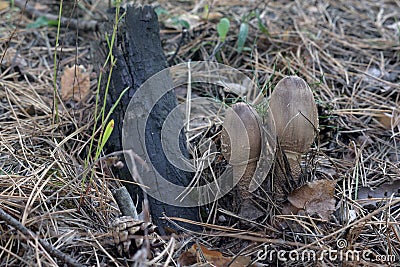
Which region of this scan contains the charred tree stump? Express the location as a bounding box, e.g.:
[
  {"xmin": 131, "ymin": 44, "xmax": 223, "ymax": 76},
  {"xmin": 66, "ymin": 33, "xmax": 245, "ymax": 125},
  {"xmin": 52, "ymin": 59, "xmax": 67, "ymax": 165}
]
[{"xmin": 93, "ymin": 5, "xmax": 200, "ymax": 234}]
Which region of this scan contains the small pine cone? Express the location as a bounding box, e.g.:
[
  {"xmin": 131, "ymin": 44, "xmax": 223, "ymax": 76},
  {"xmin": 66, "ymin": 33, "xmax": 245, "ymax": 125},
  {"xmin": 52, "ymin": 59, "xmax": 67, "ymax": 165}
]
[{"xmin": 111, "ymin": 216, "xmax": 157, "ymax": 258}]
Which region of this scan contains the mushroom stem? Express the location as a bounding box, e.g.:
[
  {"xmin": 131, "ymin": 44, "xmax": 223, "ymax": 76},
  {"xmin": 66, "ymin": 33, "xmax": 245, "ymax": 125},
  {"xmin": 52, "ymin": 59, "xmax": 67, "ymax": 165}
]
[
  {"xmin": 231, "ymin": 157, "xmax": 259, "ymax": 199},
  {"xmin": 274, "ymin": 150, "xmax": 301, "ymax": 198}
]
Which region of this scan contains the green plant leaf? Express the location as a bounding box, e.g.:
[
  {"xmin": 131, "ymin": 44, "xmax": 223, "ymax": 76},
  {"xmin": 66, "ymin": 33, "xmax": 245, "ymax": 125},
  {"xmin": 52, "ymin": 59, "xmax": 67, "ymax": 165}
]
[
  {"xmin": 217, "ymin": 18, "xmax": 230, "ymax": 42},
  {"xmin": 178, "ymin": 19, "xmax": 190, "ymax": 29},
  {"xmin": 171, "ymin": 16, "xmax": 190, "ymax": 29},
  {"xmin": 27, "ymin": 16, "xmax": 50, "ymax": 29},
  {"xmin": 154, "ymin": 6, "xmax": 169, "ymax": 16},
  {"xmin": 256, "ymin": 10, "xmax": 269, "ymax": 36},
  {"xmin": 47, "ymin": 20, "xmax": 59, "ymax": 27},
  {"xmin": 202, "ymin": 4, "xmax": 209, "ymax": 20},
  {"xmin": 236, "ymin": 22, "xmax": 249, "ymax": 53},
  {"xmin": 99, "ymin": 119, "xmax": 114, "ymax": 154}
]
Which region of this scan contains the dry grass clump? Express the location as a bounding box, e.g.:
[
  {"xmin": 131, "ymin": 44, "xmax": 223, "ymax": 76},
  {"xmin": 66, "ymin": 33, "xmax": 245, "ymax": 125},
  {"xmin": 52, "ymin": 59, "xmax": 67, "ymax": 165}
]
[
  {"xmin": 0, "ymin": 0, "xmax": 399, "ymax": 266},
  {"xmin": 0, "ymin": 2, "xmax": 124, "ymax": 266}
]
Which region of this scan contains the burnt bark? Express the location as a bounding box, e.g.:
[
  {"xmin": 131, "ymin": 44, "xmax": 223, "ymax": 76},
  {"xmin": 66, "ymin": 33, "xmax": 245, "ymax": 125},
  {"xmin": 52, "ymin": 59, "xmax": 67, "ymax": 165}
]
[{"xmin": 93, "ymin": 5, "xmax": 200, "ymax": 234}]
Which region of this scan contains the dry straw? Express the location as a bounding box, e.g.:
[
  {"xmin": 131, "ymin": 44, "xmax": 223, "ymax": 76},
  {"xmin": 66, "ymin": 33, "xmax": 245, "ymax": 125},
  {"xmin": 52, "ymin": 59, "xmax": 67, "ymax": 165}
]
[{"xmin": 1, "ymin": 0, "xmax": 399, "ymax": 265}]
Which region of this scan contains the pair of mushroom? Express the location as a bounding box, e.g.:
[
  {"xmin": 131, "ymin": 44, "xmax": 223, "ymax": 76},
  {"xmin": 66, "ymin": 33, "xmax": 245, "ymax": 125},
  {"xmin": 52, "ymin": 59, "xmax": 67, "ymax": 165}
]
[{"xmin": 221, "ymin": 76, "xmax": 319, "ymax": 216}]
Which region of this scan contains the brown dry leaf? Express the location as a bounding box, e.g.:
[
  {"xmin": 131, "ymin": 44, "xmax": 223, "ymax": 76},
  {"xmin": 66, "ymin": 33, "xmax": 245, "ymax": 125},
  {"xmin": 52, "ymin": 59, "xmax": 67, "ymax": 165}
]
[
  {"xmin": 203, "ymin": 12, "xmax": 223, "ymax": 22},
  {"xmin": 33, "ymin": 2, "xmax": 48, "ymax": 11},
  {"xmin": 1, "ymin": 47, "xmax": 28, "ymax": 67},
  {"xmin": 281, "ymin": 201, "xmax": 301, "ymax": 215},
  {"xmin": 231, "ymin": 255, "xmax": 253, "ymax": 267},
  {"xmin": 193, "ymin": 244, "xmax": 230, "ymax": 267},
  {"xmin": 0, "ymin": 1, "xmax": 8, "ymax": 11},
  {"xmin": 287, "ymin": 179, "xmax": 337, "ymax": 220},
  {"xmin": 60, "ymin": 65, "xmax": 91, "ymax": 102},
  {"xmin": 178, "ymin": 244, "xmax": 252, "ymax": 267},
  {"xmin": 376, "ymin": 110, "xmax": 400, "ymax": 130},
  {"xmin": 178, "ymin": 250, "xmax": 197, "ymax": 266},
  {"xmin": 358, "ymin": 180, "xmax": 400, "ymax": 199},
  {"xmin": 218, "ymin": 79, "xmax": 251, "ymax": 97},
  {"xmin": 377, "ymin": 113, "xmax": 392, "ymax": 129}
]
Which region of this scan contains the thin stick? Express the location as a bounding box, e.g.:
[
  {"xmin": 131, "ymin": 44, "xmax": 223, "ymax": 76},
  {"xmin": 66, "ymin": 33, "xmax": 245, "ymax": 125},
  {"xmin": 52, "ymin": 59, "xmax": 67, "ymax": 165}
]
[
  {"xmin": 295, "ymin": 198, "xmax": 400, "ymax": 252},
  {"xmin": 0, "ymin": 208, "xmax": 84, "ymax": 267}
]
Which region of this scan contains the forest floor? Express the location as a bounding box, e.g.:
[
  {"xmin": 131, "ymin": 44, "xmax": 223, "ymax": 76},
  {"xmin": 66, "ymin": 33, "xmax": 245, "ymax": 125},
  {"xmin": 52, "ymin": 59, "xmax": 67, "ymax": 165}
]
[{"xmin": 0, "ymin": 0, "xmax": 399, "ymax": 266}]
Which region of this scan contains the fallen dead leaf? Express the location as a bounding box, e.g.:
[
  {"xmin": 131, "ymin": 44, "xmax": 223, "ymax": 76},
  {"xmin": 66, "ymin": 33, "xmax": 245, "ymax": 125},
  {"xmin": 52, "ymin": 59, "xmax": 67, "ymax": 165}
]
[
  {"xmin": 0, "ymin": 1, "xmax": 8, "ymax": 11},
  {"xmin": 178, "ymin": 250, "xmax": 197, "ymax": 266},
  {"xmin": 1, "ymin": 47, "xmax": 28, "ymax": 67},
  {"xmin": 218, "ymin": 79, "xmax": 251, "ymax": 97},
  {"xmin": 376, "ymin": 110, "xmax": 400, "ymax": 130},
  {"xmin": 178, "ymin": 244, "xmax": 253, "ymax": 267},
  {"xmin": 287, "ymin": 179, "xmax": 337, "ymax": 220},
  {"xmin": 357, "ymin": 180, "xmax": 400, "ymax": 208},
  {"xmin": 203, "ymin": 12, "xmax": 223, "ymax": 22},
  {"xmin": 60, "ymin": 65, "xmax": 91, "ymax": 102},
  {"xmin": 281, "ymin": 200, "xmax": 301, "ymax": 215},
  {"xmin": 33, "ymin": 2, "xmax": 48, "ymax": 11},
  {"xmin": 377, "ymin": 113, "xmax": 392, "ymax": 129},
  {"xmin": 358, "ymin": 180, "xmax": 400, "ymax": 199}
]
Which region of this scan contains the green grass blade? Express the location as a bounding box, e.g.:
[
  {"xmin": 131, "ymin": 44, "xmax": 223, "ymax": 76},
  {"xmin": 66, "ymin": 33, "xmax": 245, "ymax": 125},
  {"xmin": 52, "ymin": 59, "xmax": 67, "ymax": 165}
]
[{"xmin": 236, "ymin": 22, "xmax": 249, "ymax": 53}]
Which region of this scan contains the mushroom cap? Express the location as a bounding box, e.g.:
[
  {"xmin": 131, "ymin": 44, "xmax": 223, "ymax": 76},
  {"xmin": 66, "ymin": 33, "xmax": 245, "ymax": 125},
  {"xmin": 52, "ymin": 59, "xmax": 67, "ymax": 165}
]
[
  {"xmin": 269, "ymin": 76, "xmax": 318, "ymax": 154},
  {"xmin": 221, "ymin": 102, "xmax": 262, "ymax": 165}
]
